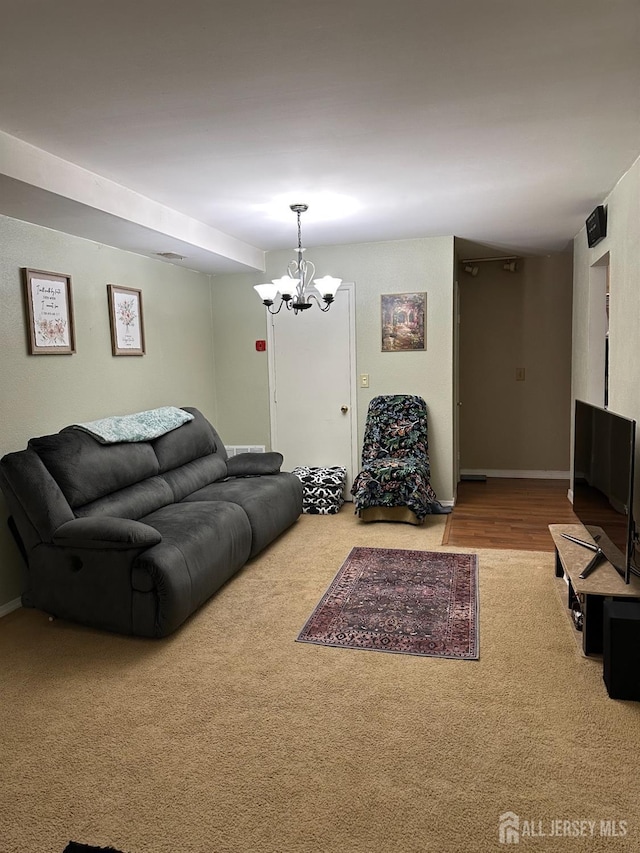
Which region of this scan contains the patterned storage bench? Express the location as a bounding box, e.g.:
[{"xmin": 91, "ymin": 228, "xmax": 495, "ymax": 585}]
[{"xmin": 291, "ymin": 466, "xmax": 347, "ymax": 515}]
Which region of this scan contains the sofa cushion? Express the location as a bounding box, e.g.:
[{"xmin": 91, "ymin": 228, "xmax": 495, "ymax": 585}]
[
  {"xmin": 29, "ymin": 430, "xmax": 159, "ymax": 508},
  {"xmin": 182, "ymin": 473, "xmax": 303, "ymax": 558},
  {"xmin": 152, "ymin": 407, "xmax": 227, "ymax": 473},
  {"xmin": 133, "ymin": 501, "xmax": 252, "ymax": 636}
]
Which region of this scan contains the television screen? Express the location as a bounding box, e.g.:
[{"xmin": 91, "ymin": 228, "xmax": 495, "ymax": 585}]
[{"xmin": 573, "ymin": 400, "xmax": 636, "ymax": 582}]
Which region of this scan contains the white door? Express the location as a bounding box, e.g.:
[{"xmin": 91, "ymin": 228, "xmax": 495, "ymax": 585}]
[{"xmin": 267, "ymin": 282, "xmax": 358, "ymax": 495}]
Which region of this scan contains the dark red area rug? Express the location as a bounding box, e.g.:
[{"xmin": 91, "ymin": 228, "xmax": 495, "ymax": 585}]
[{"xmin": 297, "ymin": 547, "xmax": 479, "ymax": 659}]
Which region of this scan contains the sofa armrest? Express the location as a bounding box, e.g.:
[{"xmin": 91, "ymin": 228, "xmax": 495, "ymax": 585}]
[
  {"xmin": 226, "ymin": 452, "xmax": 283, "ymax": 478},
  {"xmin": 52, "ymin": 517, "xmax": 162, "ymax": 550}
]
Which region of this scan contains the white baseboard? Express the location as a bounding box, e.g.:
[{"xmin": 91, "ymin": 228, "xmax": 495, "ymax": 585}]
[
  {"xmin": 0, "ymin": 597, "xmax": 21, "ymax": 618},
  {"xmin": 460, "ymin": 469, "xmax": 570, "ymax": 480}
]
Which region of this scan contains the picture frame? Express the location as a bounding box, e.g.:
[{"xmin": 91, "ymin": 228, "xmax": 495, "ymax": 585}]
[
  {"xmin": 22, "ymin": 268, "xmax": 76, "ymax": 355},
  {"xmin": 381, "ymin": 292, "xmax": 426, "ymax": 352},
  {"xmin": 107, "ymin": 284, "xmax": 145, "ymax": 356}
]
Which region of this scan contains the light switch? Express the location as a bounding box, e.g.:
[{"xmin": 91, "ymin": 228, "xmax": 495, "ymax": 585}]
[
  {"xmin": 516, "ymin": 368, "xmax": 525, "ymax": 381},
  {"xmin": 360, "ymin": 373, "xmax": 369, "ymax": 388}
]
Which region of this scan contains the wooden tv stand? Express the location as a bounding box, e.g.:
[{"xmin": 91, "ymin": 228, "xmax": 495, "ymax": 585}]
[{"xmin": 549, "ymin": 524, "xmax": 640, "ymax": 655}]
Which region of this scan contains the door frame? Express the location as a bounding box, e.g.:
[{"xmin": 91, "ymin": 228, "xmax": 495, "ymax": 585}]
[{"xmin": 265, "ymin": 281, "xmax": 359, "ymax": 493}]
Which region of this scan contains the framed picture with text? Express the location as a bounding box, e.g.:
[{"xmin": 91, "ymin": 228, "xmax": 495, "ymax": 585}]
[
  {"xmin": 22, "ymin": 268, "xmax": 76, "ymax": 355},
  {"xmin": 107, "ymin": 284, "xmax": 146, "ymax": 356}
]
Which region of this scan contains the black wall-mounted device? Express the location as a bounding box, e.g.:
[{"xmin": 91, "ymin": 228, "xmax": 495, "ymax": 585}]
[{"xmin": 586, "ymin": 205, "xmax": 607, "ymax": 248}]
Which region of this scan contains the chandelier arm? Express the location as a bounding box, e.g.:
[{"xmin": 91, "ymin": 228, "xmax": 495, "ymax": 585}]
[
  {"xmin": 305, "ymin": 292, "xmax": 330, "ymax": 311},
  {"xmin": 265, "ymin": 300, "xmax": 286, "ymax": 314}
]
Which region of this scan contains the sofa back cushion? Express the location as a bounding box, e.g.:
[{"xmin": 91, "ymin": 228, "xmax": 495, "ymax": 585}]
[
  {"xmin": 162, "ymin": 455, "xmax": 228, "ymax": 502},
  {"xmin": 74, "ymin": 476, "xmax": 174, "ymax": 520},
  {"xmin": 152, "ymin": 407, "xmax": 227, "ymax": 472},
  {"xmin": 29, "ymin": 430, "xmax": 159, "ymax": 508},
  {"xmin": 25, "ymin": 407, "xmax": 228, "ymax": 519}
]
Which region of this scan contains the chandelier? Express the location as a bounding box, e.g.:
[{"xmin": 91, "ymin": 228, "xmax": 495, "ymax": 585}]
[{"xmin": 253, "ymin": 204, "xmax": 342, "ymax": 314}]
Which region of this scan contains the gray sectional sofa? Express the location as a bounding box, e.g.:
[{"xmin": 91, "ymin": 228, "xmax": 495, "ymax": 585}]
[{"xmin": 0, "ymin": 408, "xmax": 303, "ymax": 637}]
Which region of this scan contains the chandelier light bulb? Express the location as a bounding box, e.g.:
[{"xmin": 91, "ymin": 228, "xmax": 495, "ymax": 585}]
[
  {"xmin": 314, "ymin": 276, "xmax": 342, "ymax": 299},
  {"xmin": 253, "ymin": 283, "xmax": 279, "ymax": 302},
  {"xmin": 271, "ymin": 276, "xmax": 295, "ymax": 298}
]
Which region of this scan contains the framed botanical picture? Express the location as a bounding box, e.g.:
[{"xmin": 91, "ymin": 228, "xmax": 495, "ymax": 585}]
[
  {"xmin": 22, "ymin": 268, "xmax": 76, "ymax": 355},
  {"xmin": 381, "ymin": 292, "xmax": 426, "ymax": 352},
  {"xmin": 107, "ymin": 284, "xmax": 145, "ymax": 356}
]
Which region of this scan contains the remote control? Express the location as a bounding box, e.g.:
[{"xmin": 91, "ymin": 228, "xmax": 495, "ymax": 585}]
[{"xmin": 561, "ymin": 532, "xmax": 599, "ymax": 552}]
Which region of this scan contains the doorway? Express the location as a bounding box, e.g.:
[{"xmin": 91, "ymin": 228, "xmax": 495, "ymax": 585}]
[
  {"xmin": 266, "ymin": 282, "xmax": 358, "ymax": 494},
  {"xmin": 455, "ymin": 245, "xmax": 573, "ymax": 479}
]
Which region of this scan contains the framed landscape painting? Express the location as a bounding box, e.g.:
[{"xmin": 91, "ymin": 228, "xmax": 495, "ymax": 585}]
[
  {"xmin": 107, "ymin": 284, "xmax": 145, "ymax": 356},
  {"xmin": 22, "ymin": 268, "xmax": 76, "ymax": 355},
  {"xmin": 381, "ymin": 292, "xmax": 426, "ymax": 352}
]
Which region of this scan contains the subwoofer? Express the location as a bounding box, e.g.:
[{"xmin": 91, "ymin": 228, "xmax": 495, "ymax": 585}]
[{"xmin": 603, "ymin": 599, "xmax": 640, "ymax": 701}]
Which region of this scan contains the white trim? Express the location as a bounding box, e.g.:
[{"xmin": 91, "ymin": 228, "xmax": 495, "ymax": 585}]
[
  {"xmin": 460, "ymin": 469, "xmax": 571, "ymax": 480},
  {"xmin": 0, "ymin": 597, "xmax": 21, "ymax": 618},
  {"xmin": 267, "ymin": 312, "xmax": 276, "ymax": 447},
  {"xmin": 346, "ymin": 283, "xmax": 359, "ymax": 491}
]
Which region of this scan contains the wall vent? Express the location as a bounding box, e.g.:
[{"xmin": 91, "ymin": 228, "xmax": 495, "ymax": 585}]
[{"xmin": 225, "ymin": 445, "xmax": 266, "ymax": 456}]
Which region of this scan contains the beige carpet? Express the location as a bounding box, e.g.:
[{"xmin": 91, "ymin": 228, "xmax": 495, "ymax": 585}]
[{"xmin": 1, "ymin": 508, "xmax": 639, "ymax": 853}]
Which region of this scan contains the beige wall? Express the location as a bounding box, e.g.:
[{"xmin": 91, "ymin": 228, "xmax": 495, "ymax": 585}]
[
  {"xmin": 212, "ymin": 237, "xmax": 456, "ymax": 501},
  {"xmin": 572, "ymin": 154, "xmax": 640, "ymax": 508},
  {"xmin": 0, "ymin": 214, "xmax": 217, "ymax": 607},
  {"xmin": 211, "ymin": 271, "xmax": 273, "ymax": 445},
  {"xmin": 458, "ymin": 251, "xmax": 573, "ymax": 473}
]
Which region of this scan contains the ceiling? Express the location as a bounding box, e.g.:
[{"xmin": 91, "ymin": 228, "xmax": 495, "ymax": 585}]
[{"xmin": 1, "ymin": 0, "xmax": 639, "ymax": 274}]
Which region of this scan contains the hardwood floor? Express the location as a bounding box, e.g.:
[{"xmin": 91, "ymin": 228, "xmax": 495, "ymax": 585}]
[{"xmin": 442, "ymin": 477, "xmax": 578, "ymax": 551}]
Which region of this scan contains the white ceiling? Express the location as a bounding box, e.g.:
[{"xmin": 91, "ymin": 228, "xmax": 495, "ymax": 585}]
[{"xmin": 1, "ymin": 0, "xmax": 639, "ymax": 273}]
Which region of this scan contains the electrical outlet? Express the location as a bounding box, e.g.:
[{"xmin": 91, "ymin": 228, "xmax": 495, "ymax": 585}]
[{"xmin": 360, "ymin": 373, "xmax": 369, "ymax": 388}]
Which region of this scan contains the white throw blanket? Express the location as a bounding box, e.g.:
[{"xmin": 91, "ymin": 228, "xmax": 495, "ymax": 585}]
[{"xmin": 72, "ymin": 406, "xmax": 194, "ymax": 444}]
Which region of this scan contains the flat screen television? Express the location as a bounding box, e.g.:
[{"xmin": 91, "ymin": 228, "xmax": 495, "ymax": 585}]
[{"xmin": 572, "ymin": 399, "xmax": 637, "ymax": 583}]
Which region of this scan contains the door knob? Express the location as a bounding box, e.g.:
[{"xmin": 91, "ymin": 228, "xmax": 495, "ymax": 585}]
[{"xmin": 341, "ymin": 405, "xmax": 349, "ymax": 414}]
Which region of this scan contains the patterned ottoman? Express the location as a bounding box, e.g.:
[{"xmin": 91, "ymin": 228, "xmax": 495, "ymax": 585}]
[{"xmin": 291, "ymin": 466, "xmax": 347, "ymax": 515}]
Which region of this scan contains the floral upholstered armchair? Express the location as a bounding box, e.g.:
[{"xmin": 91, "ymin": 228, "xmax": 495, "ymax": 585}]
[{"xmin": 350, "ymin": 394, "xmax": 450, "ymax": 524}]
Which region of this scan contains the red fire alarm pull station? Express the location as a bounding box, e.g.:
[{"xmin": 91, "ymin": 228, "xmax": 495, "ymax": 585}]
[{"xmin": 256, "ymin": 340, "xmax": 266, "ymax": 352}]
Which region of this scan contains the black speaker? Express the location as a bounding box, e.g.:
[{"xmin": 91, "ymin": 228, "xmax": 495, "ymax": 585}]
[
  {"xmin": 586, "ymin": 205, "xmax": 607, "ymax": 248},
  {"xmin": 603, "ymin": 599, "xmax": 640, "ymax": 700}
]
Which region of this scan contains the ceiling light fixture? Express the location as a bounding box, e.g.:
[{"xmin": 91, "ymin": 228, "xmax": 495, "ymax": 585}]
[
  {"xmin": 461, "ymin": 255, "xmax": 520, "ymax": 274},
  {"xmin": 254, "ymin": 204, "xmax": 342, "ymax": 314}
]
